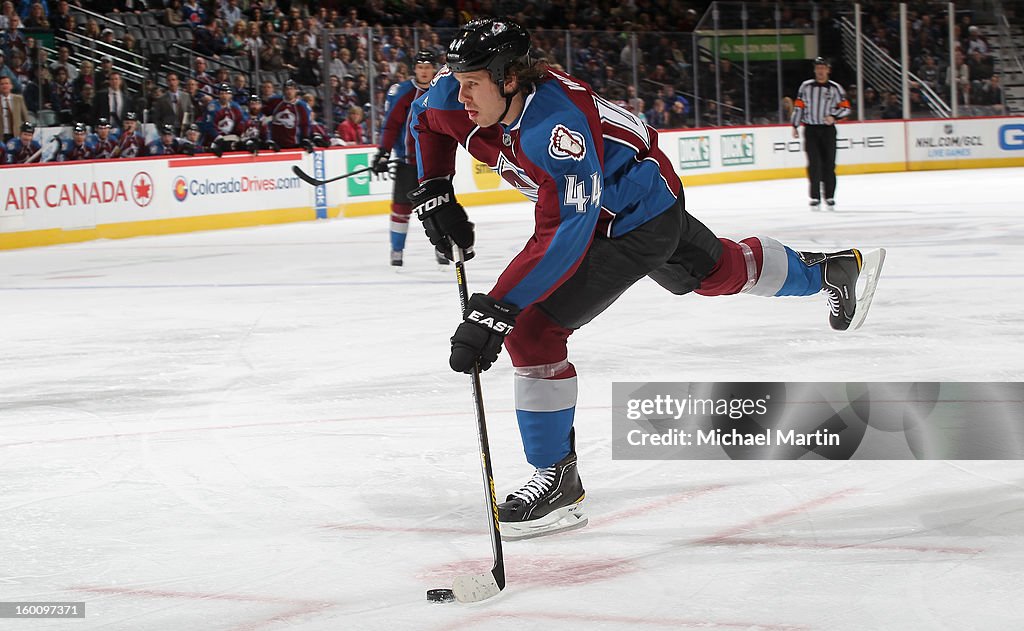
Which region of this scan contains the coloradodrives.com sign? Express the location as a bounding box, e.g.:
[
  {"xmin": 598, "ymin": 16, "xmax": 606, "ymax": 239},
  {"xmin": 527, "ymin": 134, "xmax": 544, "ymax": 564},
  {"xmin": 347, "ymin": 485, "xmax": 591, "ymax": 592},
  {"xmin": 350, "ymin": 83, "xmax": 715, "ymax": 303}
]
[{"xmin": 346, "ymin": 153, "xmax": 371, "ymax": 196}]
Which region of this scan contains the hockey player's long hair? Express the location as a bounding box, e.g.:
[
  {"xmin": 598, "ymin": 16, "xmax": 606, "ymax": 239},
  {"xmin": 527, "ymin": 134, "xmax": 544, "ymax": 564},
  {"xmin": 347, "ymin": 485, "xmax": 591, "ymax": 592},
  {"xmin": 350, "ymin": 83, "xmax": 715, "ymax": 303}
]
[{"xmin": 509, "ymin": 56, "xmax": 551, "ymax": 93}]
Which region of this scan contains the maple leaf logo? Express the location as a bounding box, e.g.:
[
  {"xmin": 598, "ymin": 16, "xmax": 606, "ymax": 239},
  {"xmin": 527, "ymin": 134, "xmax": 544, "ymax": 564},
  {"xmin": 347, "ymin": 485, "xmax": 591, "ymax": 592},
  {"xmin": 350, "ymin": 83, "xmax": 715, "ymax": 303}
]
[{"xmin": 131, "ymin": 172, "xmax": 154, "ymax": 207}]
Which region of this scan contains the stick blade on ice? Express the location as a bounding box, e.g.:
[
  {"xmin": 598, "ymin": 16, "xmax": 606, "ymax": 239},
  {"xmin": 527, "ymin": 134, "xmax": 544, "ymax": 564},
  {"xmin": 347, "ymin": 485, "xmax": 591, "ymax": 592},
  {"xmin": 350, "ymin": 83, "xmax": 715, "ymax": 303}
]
[{"xmin": 452, "ymin": 572, "xmax": 503, "ymax": 603}]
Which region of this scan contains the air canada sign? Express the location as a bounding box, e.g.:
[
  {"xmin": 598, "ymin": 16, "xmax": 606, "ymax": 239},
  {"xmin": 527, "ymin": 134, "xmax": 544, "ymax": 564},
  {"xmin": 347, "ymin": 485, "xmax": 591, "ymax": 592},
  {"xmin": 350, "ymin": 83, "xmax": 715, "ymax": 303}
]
[{"xmin": 3, "ymin": 172, "xmax": 154, "ymax": 212}]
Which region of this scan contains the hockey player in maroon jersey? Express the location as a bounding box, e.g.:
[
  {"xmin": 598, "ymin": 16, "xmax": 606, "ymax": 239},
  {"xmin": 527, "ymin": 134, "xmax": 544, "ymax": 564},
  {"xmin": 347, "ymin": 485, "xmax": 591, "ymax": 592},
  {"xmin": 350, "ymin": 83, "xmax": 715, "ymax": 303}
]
[
  {"xmin": 59, "ymin": 122, "xmax": 94, "ymax": 161},
  {"xmin": 150, "ymin": 124, "xmax": 185, "ymax": 155},
  {"xmin": 237, "ymin": 94, "xmax": 271, "ymax": 153},
  {"xmin": 373, "ymin": 50, "xmax": 444, "ymax": 267},
  {"xmin": 6, "ymin": 122, "xmax": 42, "ymax": 163},
  {"xmin": 90, "ymin": 118, "xmax": 118, "ymax": 159},
  {"xmin": 203, "ymin": 82, "xmax": 246, "ymax": 153},
  {"xmin": 115, "ymin": 111, "xmax": 147, "ymax": 159},
  {"xmin": 180, "ymin": 123, "xmax": 207, "ymax": 155},
  {"xmin": 264, "ymin": 79, "xmax": 313, "ymax": 149},
  {"xmin": 408, "ymin": 19, "xmax": 885, "ymax": 540}
]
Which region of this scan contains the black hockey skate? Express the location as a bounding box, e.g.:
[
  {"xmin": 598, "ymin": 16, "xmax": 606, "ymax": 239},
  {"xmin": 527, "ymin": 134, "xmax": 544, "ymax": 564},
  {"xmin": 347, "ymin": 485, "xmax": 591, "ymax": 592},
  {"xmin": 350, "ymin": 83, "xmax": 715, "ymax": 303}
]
[
  {"xmin": 800, "ymin": 248, "xmax": 886, "ymax": 331},
  {"xmin": 390, "ymin": 249, "xmax": 403, "ymax": 267},
  {"xmin": 498, "ymin": 446, "xmax": 587, "ymax": 541}
]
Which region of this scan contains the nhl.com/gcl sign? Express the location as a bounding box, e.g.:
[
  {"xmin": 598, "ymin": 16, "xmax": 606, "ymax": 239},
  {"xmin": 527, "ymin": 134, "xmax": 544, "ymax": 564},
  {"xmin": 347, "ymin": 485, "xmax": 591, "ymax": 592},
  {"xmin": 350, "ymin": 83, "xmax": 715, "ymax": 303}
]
[{"xmin": 3, "ymin": 171, "xmax": 154, "ymax": 212}]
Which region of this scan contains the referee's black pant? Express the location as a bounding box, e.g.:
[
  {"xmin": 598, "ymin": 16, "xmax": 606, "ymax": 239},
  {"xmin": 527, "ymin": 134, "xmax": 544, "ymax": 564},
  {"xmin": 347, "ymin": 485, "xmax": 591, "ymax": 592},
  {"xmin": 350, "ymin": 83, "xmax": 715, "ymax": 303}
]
[{"xmin": 803, "ymin": 124, "xmax": 837, "ymax": 200}]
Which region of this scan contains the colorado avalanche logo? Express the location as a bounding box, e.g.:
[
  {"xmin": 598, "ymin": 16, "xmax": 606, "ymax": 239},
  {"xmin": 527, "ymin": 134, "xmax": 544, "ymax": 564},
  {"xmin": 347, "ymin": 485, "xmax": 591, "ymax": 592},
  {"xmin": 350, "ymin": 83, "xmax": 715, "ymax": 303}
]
[
  {"xmin": 275, "ymin": 109, "xmax": 297, "ymax": 129},
  {"xmin": 548, "ymin": 125, "xmax": 586, "ymax": 161}
]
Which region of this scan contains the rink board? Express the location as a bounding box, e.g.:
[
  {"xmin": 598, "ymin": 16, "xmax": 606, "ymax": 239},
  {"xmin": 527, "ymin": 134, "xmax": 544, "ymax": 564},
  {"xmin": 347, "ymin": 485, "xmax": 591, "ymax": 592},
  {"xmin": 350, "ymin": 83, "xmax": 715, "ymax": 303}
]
[{"xmin": 2, "ymin": 116, "xmax": 1022, "ymax": 250}]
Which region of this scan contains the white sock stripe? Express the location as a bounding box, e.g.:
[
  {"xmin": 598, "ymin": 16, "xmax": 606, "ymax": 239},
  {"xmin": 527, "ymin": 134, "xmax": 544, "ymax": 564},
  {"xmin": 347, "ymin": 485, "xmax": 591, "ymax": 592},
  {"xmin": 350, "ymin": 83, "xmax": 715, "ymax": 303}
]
[
  {"xmin": 513, "ymin": 359, "xmax": 569, "ymax": 379},
  {"xmin": 514, "ymin": 374, "xmax": 578, "ymax": 413},
  {"xmin": 389, "ymin": 220, "xmax": 410, "ymax": 233},
  {"xmin": 738, "ymin": 240, "xmax": 758, "ymax": 293},
  {"xmin": 744, "ymin": 236, "xmax": 788, "ymax": 296}
]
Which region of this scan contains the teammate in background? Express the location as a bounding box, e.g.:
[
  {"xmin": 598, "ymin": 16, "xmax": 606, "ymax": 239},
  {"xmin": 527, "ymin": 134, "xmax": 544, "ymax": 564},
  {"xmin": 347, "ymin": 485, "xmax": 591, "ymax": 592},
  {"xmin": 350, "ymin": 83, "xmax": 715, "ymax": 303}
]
[
  {"xmin": 60, "ymin": 122, "xmax": 94, "ymax": 161},
  {"xmin": 409, "ymin": 20, "xmax": 882, "ymax": 540},
  {"xmin": 90, "ymin": 118, "xmax": 118, "ymax": 159},
  {"xmin": 237, "ymin": 94, "xmax": 270, "ymax": 153},
  {"xmin": 373, "ymin": 50, "xmax": 445, "ymax": 267},
  {"xmin": 203, "ymin": 82, "xmax": 246, "ymax": 152},
  {"xmin": 180, "ymin": 123, "xmax": 206, "ymax": 155},
  {"xmin": 792, "ymin": 57, "xmax": 850, "ymax": 211},
  {"xmin": 0, "ymin": 137, "xmax": 6, "ymax": 164},
  {"xmin": 299, "ymin": 93, "xmax": 330, "ymax": 152},
  {"xmin": 150, "ymin": 124, "xmax": 183, "ymax": 155},
  {"xmin": 116, "ymin": 111, "xmax": 148, "ymax": 158},
  {"xmin": 264, "ymin": 79, "xmax": 312, "ymax": 149},
  {"xmin": 6, "ymin": 121, "xmax": 41, "ymax": 163}
]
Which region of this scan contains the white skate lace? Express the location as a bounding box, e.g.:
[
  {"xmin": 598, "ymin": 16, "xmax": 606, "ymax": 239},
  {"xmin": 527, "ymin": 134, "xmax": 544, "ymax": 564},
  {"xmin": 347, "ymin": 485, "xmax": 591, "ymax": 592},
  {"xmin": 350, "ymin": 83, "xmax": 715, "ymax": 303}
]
[
  {"xmin": 511, "ymin": 467, "xmax": 557, "ymax": 504},
  {"xmin": 825, "ymin": 287, "xmax": 842, "ymax": 317}
]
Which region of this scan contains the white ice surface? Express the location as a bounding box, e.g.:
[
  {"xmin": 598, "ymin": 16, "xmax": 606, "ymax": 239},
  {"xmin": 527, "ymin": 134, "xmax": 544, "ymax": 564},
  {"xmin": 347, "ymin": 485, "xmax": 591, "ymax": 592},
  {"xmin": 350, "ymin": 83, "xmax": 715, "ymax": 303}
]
[{"xmin": 1, "ymin": 168, "xmax": 1023, "ymax": 630}]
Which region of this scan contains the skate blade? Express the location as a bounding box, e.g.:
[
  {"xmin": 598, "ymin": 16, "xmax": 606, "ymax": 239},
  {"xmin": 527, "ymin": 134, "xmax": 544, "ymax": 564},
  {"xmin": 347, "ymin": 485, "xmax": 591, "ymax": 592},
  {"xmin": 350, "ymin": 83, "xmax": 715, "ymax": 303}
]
[
  {"xmin": 500, "ymin": 502, "xmax": 588, "ymax": 541},
  {"xmin": 850, "ymin": 248, "xmax": 886, "ymax": 331}
]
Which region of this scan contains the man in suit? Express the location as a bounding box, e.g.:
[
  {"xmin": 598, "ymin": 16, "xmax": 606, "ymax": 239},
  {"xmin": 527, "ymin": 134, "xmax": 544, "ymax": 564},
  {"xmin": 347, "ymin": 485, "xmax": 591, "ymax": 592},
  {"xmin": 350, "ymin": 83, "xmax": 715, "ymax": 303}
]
[
  {"xmin": 93, "ymin": 71, "xmax": 136, "ymax": 130},
  {"xmin": 151, "ymin": 71, "xmax": 195, "ymax": 134},
  {"xmin": 0, "ymin": 75, "xmax": 29, "ymax": 143}
]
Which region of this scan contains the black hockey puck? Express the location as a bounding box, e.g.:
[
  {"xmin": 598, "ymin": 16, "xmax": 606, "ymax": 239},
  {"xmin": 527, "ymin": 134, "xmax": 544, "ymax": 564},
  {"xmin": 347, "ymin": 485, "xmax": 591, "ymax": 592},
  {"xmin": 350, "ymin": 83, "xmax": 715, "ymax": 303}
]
[{"xmin": 426, "ymin": 588, "xmax": 456, "ymax": 603}]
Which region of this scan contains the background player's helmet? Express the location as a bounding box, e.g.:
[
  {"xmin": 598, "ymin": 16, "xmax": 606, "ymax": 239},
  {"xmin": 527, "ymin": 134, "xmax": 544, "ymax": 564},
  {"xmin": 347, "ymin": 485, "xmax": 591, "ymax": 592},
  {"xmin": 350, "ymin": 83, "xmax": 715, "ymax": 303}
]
[
  {"xmin": 248, "ymin": 94, "xmax": 261, "ymax": 104},
  {"xmin": 446, "ymin": 19, "xmax": 530, "ymax": 87},
  {"xmin": 218, "ymin": 82, "xmax": 232, "ymax": 93},
  {"xmin": 125, "ymin": 111, "xmax": 138, "ymax": 121},
  {"xmin": 414, "ymin": 50, "xmax": 436, "ymax": 66},
  {"xmin": 813, "ymin": 56, "xmax": 831, "ymax": 67},
  {"xmin": 20, "ymin": 121, "xmax": 34, "ymax": 133},
  {"xmin": 73, "ymin": 122, "xmax": 87, "ymax": 134},
  {"xmin": 160, "ymin": 124, "xmax": 175, "ymax": 136},
  {"xmin": 97, "ymin": 118, "xmax": 111, "ymax": 128}
]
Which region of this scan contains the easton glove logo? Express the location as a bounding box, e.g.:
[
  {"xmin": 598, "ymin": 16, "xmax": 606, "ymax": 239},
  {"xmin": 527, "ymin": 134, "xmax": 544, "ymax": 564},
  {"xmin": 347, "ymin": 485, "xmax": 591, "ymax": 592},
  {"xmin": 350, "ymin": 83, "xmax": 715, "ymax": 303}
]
[
  {"xmin": 468, "ymin": 310, "xmax": 515, "ymax": 335},
  {"xmin": 413, "ymin": 192, "xmax": 451, "ymax": 217},
  {"xmin": 548, "ymin": 125, "xmax": 586, "ymax": 161}
]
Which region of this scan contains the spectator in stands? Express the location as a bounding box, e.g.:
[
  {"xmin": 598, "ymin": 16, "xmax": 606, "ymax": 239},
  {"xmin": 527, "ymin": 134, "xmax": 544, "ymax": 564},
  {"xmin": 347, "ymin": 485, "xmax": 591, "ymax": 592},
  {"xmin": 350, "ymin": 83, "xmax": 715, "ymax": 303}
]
[
  {"xmin": 667, "ymin": 98, "xmax": 687, "ymax": 128},
  {"xmin": 0, "ymin": 51, "xmax": 20, "ymax": 93},
  {"xmin": 354, "ymin": 73, "xmax": 369, "ymax": 106},
  {"xmin": 222, "ymin": 0, "xmax": 242, "ymax": 29},
  {"xmin": 192, "ymin": 56, "xmax": 214, "ymax": 94},
  {"xmin": 282, "ymin": 32, "xmax": 302, "ymax": 70},
  {"xmin": 185, "ymin": 76, "xmax": 209, "ymax": 114},
  {"xmin": 152, "ymin": 71, "xmax": 193, "ymax": 135},
  {"xmin": 94, "ymin": 71, "xmax": 134, "ymax": 129},
  {"xmin": 195, "ymin": 19, "xmax": 229, "ymax": 58},
  {"xmin": 978, "ymin": 74, "xmax": 1004, "ymax": 111},
  {"xmin": 227, "ymin": 19, "xmax": 246, "ymax": 55},
  {"xmin": 347, "ymin": 47, "xmax": 369, "ymax": 78},
  {"xmin": 295, "ymin": 47, "xmax": 321, "ymax": 87},
  {"xmin": 71, "ymin": 83, "xmax": 96, "ymax": 126},
  {"xmin": 966, "ymin": 26, "xmax": 988, "ymax": 57},
  {"xmin": 47, "ymin": 65, "xmax": 74, "ymax": 123},
  {"xmin": 259, "ymin": 37, "xmax": 285, "ymax": 71},
  {"xmin": 82, "ymin": 18, "xmax": 101, "ymax": 41},
  {"xmin": 0, "ymin": 74, "xmax": 29, "ymax": 142},
  {"xmin": 259, "ymin": 79, "xmax": 277, "ymax": 101},
  {"xmin": 182, "ymin": 0, "xmax": 206, "ymax": 28},
  {"xmin": 22, "ymin": 1, "xmax": 47, "ymax": 29},
  {"xmin": 0, "ymin": 2, "xmax": 16, "ymax": 31},
  {"xmin": 8, "ymin": 48, "xmax": 32, "ymax": 94},
  {"xmin": 947, "ymin": 50, "xmax": 969, "ymax": 102},
  {"xmin": 99, "ymin": 28, "xmax": 116, "ymax": 49},
  {"xmin": 327, "ymin": 47, "xmax": 348, "ymax": 80},
  {"xmin": 881, "ymin": 91, "xmax": 901, "ymax": 119},
  {"xmin": 334, "ymin": 103, "xmax": 366, "ymax": 145},
  {"xmin": 123, "ymin": 33, "xmax": 140, "ymax": 57},
  {"xmin": 72, "ymin": 59, "xmax": 94, "ymax": 95},
  {"xmin": 968, "ymin": 49, "xmax": 993, "ymax": 82},
  {"xmin": 51, "ymin": 0, "xmax": 74, "ymax": 35},
  {"xmin": 645, "ymin": 98, "xmax": 670, "ymax": 130},
  {"xmin": 231, "ymin": 72, "xmax": 249, "ymax": 105},
  {"xmin": 95, "ymin": 56, "xmax": 114, "ymax": 90},
  {"xmin": 165, "ymin": 0, "xmax": 186, "ymax": 26},
  {"xmin": 918, "ymin": 54, "xmax": 940, "ymax": 93},
  {"xmin": 49, "ymin": 45, "xmax": 77, "ymax": 81}
]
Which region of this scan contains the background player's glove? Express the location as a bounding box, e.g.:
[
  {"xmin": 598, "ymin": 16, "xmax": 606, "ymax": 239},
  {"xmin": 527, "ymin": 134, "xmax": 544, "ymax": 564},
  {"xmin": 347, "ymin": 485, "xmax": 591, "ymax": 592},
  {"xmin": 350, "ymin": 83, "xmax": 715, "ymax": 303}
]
[
  {"xmin": 263, "ymin": 140, "xmax": 280, "ymax": 152},
  {"xmin": 244, "ymin": 137, "xmax": 260, "ymax": 154},
  {"xmin": 409, "ymin": 179, "xmax": 474, "ymax": 261},
  {"xmin": 300, "ymin": 138, "xmax": 315, "ymax": 153},
  {"xmin": 180, "ymin": 141, "xmax": 195, "ymax": 156},
  {"xmin": 450, "ymin": 293, "xmax": 520, "ymax": 373},
  {"xmin": 371, "ymin": 148, "xmax": 391, "ymax": 174}
]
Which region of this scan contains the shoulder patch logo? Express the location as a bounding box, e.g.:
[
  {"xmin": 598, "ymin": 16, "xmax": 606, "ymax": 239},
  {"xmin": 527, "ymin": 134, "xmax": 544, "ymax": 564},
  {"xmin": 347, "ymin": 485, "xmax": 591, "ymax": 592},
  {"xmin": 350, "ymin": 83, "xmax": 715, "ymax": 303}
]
[{"xmin": 548, "ymin": 125, "xmax": 586, "ymax": 161}]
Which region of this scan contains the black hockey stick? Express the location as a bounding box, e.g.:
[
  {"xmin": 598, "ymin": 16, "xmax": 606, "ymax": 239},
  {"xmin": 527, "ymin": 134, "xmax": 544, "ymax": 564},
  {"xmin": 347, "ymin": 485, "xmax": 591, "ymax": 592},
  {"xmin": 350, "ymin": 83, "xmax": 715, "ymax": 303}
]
[
  {"xmin": 433, "ymin": 245, "xmax": 506, "ymax": 604},
  {"xmin": 291, "ymin": 160, "xmax": 401, "ymax": 187}
]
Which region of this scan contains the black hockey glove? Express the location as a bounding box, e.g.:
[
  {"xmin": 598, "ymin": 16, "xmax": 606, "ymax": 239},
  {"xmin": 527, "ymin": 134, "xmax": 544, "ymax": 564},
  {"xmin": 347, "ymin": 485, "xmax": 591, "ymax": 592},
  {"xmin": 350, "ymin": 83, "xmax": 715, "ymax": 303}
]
[
  {"xmin": 450, "ymin": 293, "xmax": 520, "ymax": 373},
  {"xmin": 371, "ymin": 148, "xmax": 391, "ymax": 174},
  {"xmin": 408, "ymin": 179, "xmax": 474, "ymax": 261},
  {"xmin": 300, "ymin": 137, "xmax": 316, "ymax": 153}
]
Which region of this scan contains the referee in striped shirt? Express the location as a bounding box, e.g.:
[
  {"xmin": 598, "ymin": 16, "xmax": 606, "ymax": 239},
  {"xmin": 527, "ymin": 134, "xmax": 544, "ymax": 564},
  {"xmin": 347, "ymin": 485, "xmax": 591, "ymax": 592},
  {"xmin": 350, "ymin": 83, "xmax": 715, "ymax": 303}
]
[{"xmin": 792, "ymin": 57, "xmax": 851, "ymax": 211}]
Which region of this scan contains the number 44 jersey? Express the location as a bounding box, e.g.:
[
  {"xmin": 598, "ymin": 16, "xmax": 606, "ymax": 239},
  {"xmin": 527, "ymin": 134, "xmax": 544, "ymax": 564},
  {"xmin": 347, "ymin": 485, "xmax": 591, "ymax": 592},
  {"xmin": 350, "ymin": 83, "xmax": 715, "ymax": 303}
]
[{"xmin": 409, "ymin": 67, "xmax": 681, "ymax": 309}]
